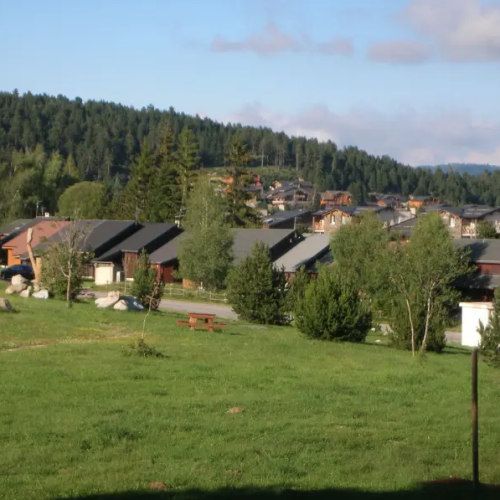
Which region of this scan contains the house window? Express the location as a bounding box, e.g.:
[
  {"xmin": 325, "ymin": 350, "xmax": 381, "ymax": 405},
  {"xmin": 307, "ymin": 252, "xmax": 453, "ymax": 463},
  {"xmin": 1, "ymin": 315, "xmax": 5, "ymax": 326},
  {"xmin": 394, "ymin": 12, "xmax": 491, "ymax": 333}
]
[
  {"xmin": 330, "ymin": 215, "xmax": 336, "ymax": 224},
  {"xmin": 341, "ymin": 215, "xmax": 347, "ymax": 225},
  {"xmin": 450, "ymin": 218, "xmax": 456, "ymax": 228}
]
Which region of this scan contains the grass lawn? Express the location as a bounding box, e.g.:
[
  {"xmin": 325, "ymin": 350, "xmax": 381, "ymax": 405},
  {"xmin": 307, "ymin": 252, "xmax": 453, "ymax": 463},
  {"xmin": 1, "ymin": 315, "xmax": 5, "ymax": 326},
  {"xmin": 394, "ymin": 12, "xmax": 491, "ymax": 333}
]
[{"xmin": 0, "ymin": 289, "xmax": 499, "ymax": 500}]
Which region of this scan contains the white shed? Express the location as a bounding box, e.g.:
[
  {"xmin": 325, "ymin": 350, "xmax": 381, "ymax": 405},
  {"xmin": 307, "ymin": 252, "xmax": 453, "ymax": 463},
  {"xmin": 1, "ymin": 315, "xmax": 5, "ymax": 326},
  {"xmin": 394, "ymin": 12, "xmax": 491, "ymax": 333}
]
[
  {"xmin": 459, "ymin": 302, "xmax": 493, "ymax": 347},
  {"xmin": 95, "ymin": 263, "xmax": 121, "ymax": 286}
]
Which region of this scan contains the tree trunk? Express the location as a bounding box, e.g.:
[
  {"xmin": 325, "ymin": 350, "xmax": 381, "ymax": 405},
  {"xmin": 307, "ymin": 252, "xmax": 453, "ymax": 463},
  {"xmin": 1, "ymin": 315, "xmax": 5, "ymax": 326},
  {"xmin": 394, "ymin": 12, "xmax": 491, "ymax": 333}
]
[
  {"xmin": 26, "ymin": 228, "xmax": 40, "ymax": 284},
  {"xmin": 66, "ymin": 264, "xmax": 72, "ymax": 308},
  {"xmin": 405, "ymin": 297, "xmax": 416, "ymax": 357},
  {"xmin": 421, "ymin": 294, "xmax": 433, "ymax": 353}
]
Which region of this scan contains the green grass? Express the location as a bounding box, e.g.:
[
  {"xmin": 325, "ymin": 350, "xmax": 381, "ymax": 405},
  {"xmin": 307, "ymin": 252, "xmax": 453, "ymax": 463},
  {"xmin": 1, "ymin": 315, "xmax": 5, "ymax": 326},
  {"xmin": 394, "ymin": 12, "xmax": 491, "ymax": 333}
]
[{"xmin": 0, "ymin": 289, "xmax": 499, "ymax": 499}]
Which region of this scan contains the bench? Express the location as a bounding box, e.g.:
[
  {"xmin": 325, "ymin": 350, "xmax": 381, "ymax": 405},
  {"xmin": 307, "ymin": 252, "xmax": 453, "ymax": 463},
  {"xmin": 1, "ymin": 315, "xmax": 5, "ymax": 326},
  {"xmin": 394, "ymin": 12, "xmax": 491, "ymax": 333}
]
[{"xmin": 176, "ymin": 312, "xmax": 226, "ymax": 332}]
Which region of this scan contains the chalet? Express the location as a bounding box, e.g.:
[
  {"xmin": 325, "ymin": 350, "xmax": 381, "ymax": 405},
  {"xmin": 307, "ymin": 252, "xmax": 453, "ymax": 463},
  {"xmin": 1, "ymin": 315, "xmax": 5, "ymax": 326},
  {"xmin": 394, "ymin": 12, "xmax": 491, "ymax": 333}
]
[
  {"xmin": 149, "ymin": 228, "xmax": 300, "ymax": 284},
  {"xmin": 1, "ymin": 219, "xmax": 70, "ymax": 267},
  {"xmin": 454, "ymin": 239, "xmax": 500, "ymax": 299},
  {"xmin": 375, "ymin": 194, "xmax": 404, "ymax": 208},
  {"xmin": 409, "ymin": 196, "xmax": 440, "ymax": 210},
  {"xmin": 319, "ymin": 191, "xmax": 353, "ymax": 207},
  {"xmin": 274, "ymin": 234, "xmax": 331, "ymax": 278},
  {"xmin": 262, "ymin": 210, "xmax": 312, "ymax": 230},
  {"xmin": 22, "ymin": 220, "xmax": 140, "ymax": 279},
  {"xmin": 312, "ymin": 206, "xmax": 409, "ymax": 234},
  {"xmin": 222, "ymin": 173, "xmax": 262, "ymax": 188},
  {"xmin": 0, "ymin": 219, "xmax": 33, "ymax": 245},
  {"xmin": 93, "ymin": 223, "xmax": 180, "ymax": 284},
  {"xmin": 439, "ymin": 206, "xmax": 500, "ymax": 239},
  {"xmin": 267, "ymin": 186, "xmax": 313, "ymax": 210}
]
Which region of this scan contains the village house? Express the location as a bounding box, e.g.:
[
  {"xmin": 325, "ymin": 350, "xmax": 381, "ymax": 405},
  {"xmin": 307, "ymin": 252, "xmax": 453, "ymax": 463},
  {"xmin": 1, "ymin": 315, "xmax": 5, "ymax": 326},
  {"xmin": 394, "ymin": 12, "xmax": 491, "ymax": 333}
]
[
  {"xmin": 439, "ymin": 206, "xmax": 500, "ymax": 239},
  {"xmin": 149, "ymin": 228, "xmax": 300, "ymax": 284},
  {"xmin": 409, "ymin": 195, "xmax": 440, "ymax": 210},
  {"xmin": 273, "ymin": 234, "xmax": 331, "ymax": 279},
  {"xmin": 92, "ymin": 222, "xmax": 181, "ymax": 284},
  {"xmin": 262, "ymin": 210, "xmax": 313, "ymax": 230},
  {"xmin": 22, "ymin": 220, "xmax": 140, "ymax": 279},
  {"xmin": 312, "ymin": 206, "xmax": 411, "ymax": 234},
  {"xmin": 374, "ymin": 194, "xmax": 405, "ymax": 208},
  {"xmin": 319, "ymin": 190, "xmax": 353, "ymax": 207},
  {"xmin": 267, "ymin": 185, "xmax": 314, "ymax": 210},
  {"xmin": 1, "ymin": 219, "xmax": 70, "ymax": 267}
]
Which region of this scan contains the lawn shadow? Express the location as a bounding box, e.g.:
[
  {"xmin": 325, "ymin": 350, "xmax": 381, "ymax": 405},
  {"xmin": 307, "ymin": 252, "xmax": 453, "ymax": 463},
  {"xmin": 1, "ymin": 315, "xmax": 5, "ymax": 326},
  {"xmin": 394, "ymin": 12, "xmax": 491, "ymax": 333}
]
[{"xmin": 53, "ymin": 482, "xmax": 500, "ymax": 500}]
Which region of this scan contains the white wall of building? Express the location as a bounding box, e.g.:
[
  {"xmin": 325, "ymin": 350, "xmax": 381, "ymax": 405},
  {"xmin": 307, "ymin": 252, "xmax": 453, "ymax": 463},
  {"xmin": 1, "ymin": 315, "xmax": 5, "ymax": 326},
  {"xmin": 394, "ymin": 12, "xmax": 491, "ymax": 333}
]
[
  {"xmin": 459, "ymin": 302, "xmax": 493, "ymax": 347},
  {"xmin": 95, "ymin": 264, "xmax": 117, "ymax": 285}
]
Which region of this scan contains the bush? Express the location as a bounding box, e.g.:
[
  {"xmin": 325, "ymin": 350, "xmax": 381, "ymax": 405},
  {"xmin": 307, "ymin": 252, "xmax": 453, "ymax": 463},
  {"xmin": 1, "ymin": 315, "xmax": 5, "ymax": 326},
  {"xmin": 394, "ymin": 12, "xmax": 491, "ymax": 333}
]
[
  {"xmin": 478, "ymin": 289, "xmax": 500, "ymax": 368},
  {"xmin": 295, "ymin": 267, "xmax": 372, "ymax": 342},
  {"xmin": 287, "ymin": 266, "xmax": 311, "ymax": 316},
  {"xmin": 42, "ymin": 265, "xmax": 84, "ymax": 300},
  {"xmin": 227, "ymin": 242, "xmax": 289, "ymax": 325},
  {"xmin": 389, "ymin": 297, "xmax": 447, "ymax": 353},
  {"xmin": 130, "ymin": 250, "xmax": 164, "ymax": 310},
  {"xmin": 125, "ymin": 339, "xmax": 164, "ymax": 358}
]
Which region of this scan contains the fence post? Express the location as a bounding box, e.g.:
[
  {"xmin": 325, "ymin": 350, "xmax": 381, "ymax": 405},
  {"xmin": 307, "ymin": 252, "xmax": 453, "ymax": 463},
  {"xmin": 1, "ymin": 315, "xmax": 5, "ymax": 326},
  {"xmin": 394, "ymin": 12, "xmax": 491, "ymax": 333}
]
[{"xmin": 472, "ymin": 348, "xmax": 479, "ymax": 491}]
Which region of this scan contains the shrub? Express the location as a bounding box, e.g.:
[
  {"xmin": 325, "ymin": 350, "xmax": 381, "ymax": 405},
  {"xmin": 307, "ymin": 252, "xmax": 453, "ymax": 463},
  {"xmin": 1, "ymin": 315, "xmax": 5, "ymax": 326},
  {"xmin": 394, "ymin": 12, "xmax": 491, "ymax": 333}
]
[
  {"xmin": 131, "ymin": 250, "xmax": 164, "ymax": 310},
  {"xmin": 295, "ymin": 267, "xmax": 372, "ymax": 342},
  {"xmin": 227, "ymin": 242, "xmax": 289, "ymax": 325},
  {"xmin": 389, "ymin": 297, "xmax": 447, "ymax": 353},
  {"xmin": 125, "ymin": 339, "xmax": 164, "ymax": 358},
  {"xmin": 478, "ymin": 289, "xmax": 500, "ymax": 368},
  {"xmin": 287, "ymin": 266, "xmax": 311, "ymax": 316}
]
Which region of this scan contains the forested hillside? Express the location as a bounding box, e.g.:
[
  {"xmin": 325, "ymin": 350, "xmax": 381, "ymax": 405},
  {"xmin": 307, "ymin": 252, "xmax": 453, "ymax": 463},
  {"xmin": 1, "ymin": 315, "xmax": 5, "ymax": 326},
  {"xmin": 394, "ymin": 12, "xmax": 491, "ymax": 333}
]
[{"xmin": 1, "ymin": 90, "xmax": 500, "ymax": 224}]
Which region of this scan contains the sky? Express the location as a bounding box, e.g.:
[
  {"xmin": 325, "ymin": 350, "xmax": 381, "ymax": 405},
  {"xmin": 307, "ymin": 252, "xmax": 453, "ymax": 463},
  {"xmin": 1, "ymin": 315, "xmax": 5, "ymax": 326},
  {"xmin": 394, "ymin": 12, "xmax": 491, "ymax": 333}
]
[{"xmin": 2, "ymin": 0, "xmax": 500, "ymax": 166}]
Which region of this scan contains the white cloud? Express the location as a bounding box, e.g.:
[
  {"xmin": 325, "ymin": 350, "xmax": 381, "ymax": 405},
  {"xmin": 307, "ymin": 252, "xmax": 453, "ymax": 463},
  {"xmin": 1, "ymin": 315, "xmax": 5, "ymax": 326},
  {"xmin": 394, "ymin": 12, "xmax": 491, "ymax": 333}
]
[
  {"xmin": 220, "ymin": 102, "xmax": 500, "ymax": 166},
  {"xmin": 368, "ymin": 0, "xmax": 500, "ymax": 63},
  {"xmin": 210, "ymin": 21, "xmax": 353, "ymax": 56}
]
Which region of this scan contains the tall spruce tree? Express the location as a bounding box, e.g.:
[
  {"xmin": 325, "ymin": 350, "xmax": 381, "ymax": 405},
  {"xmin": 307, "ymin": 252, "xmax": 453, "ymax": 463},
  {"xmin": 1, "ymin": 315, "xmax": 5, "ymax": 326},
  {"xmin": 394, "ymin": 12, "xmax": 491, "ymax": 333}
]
[
  {"xmin": 478, "ymin": 289, "xmax": 500, "ymax": 368},
  {"xmin": 176, "ymin": 126, "xmax": 200, "ymax": 209},
  {"xmin": 147, "ymin": 127, "xmax": 182, "ymax": 222}
]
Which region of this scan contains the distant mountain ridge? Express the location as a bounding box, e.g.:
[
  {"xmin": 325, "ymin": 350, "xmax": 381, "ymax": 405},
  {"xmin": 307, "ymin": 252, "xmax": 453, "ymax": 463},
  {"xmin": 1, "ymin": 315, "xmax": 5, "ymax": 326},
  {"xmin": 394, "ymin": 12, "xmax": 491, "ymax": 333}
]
[{"xmin": 420, "ymin": 163, "xmax": 500, "ymax": 176}]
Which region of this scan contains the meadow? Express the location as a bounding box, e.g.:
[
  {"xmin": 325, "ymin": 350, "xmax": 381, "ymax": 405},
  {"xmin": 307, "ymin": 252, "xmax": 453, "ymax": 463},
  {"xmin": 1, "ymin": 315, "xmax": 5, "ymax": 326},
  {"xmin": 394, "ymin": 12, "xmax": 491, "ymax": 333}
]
[{"xmin": 0, "ymin": 287, "xmax": 499, "ymax": 500}]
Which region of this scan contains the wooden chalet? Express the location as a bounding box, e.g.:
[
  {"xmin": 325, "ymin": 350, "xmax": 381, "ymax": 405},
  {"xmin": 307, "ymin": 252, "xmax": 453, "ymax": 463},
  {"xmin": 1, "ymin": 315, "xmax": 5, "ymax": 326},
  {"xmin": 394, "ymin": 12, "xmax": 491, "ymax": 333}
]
[{"xmin": 319, "ymin": 190, "xmax": 353, "ymax": 207}]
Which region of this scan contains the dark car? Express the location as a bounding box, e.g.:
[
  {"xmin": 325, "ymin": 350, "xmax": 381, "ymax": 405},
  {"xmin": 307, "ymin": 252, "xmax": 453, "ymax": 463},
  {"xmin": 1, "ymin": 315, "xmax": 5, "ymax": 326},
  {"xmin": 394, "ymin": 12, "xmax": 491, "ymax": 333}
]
[{"xmin": 0, "ymin": 264, "xmax": 35, "ymax": 282}]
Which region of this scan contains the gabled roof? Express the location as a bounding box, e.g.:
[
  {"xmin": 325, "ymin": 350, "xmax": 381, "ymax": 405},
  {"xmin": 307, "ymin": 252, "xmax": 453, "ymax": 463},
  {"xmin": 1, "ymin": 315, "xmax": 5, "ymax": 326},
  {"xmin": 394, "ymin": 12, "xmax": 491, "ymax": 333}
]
[
  {"xmin": 454, "ymin": 239, "xmax": 500, "ymax": 264},
  {"xmin": 95, "ymin": 222, "xmax": 177, "ymax": 261},
  {"xmin": 263, "ymin": 210, "xmax": 312, "ymax": 227},
  {"xmin": 440, "ymin": 206, "xmax": 500, "ymax": 220},
  {"xmin": 3, "ymin": 220, "xmax": 71, "ymax": 257},
  {"xmin": 274, "ymin": 234, "xmax": 330, "ymax": 273},
  {"xmin": 320, "ymin": 190, "xmax": 352, "ymax": 199},
  {"xmin": 24, "ymin": 220, "xmax": 138, "ymax": 257},
  {"xmin": 0, "ymin": 217, "xmax": 68, "ymax": 245},
  {"xmin": 149, "ymin": 228, "xmax": 297, "ymax": 265},
  {"xmin": 389, "ymin": 217, "xmax": 419, "ymax": 237},
  {"xmin": 313, "ymin": 205, "xmax": 390, "ymax": 217},
  {"xmin": 0, "ymin": 219, "xmax": 32, "ymax": 237}
]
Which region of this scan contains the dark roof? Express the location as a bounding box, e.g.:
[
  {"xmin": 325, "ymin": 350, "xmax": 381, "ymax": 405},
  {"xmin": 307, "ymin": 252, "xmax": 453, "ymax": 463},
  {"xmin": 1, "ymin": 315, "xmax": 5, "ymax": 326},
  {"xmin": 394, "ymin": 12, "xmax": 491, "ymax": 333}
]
[
  {"xmin": 0, "ymin": 217, "xmax": 68, "ymax": 245},
  {"xmin": 0, "ymin": 219, "xmax": 32, "ymax": 236},
  {"xmin": 320, "ymin": 190, "xmax": 352, "ymax": 199},
  {"xmin": 26, "ymin": 220, "xmax": 138, "ymax": 257},
  {"xmin": 308, "ymin": 250, "xmax": 334, "ymax": 274},
  {"xmin": 313, "ymin": 206, "xmax": 389, "ymax": 217},
  {"xmin": 149, "ymin": 228, "xmax": 297, "ymax": 265},
  {"xmin": 454, "ymin": 239, "xmax": 500, "ymax": 264},
  {"xmin": 389, "ymin": 217, "xmax": 419, "ymax": 237},
  {"xmin": 274, "ymin": 234, "xmax": 330, "ymax": 272},
  {"xmin": 95, "ymin": 222, "xmax": 177, "ymax": 261},
  {"xmin": 263, "ymin": 210, "xmax": 312, "ymax": 227}
]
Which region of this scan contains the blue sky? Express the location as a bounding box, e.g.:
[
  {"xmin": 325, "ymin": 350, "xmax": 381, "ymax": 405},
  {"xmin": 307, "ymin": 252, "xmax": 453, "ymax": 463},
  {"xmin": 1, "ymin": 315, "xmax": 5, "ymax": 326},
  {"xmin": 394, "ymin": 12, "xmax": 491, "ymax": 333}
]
[{"xmin": 2, "ymin": 0, "xmax": 500, "ymax": 166}]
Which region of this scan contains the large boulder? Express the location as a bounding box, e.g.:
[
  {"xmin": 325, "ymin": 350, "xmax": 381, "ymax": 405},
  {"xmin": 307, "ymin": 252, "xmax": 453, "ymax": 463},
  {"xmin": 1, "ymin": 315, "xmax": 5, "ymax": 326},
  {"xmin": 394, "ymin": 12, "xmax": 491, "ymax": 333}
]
[
  {"xmin": 32, "ymin": 289, "xmax": 49, "ymax": 300},
  {"xmin": 20, "ymin": 286, "xmax": 33, "ymax": 298},
  {"xmin": 0, "ymin": 297, "xmax": 14, "ymax": 312},
  {"xmin": 113, "ymin": 299, "xmax": 129, "ymax": 311},
  {"xmin": 95, "ymin": 291, "xmax": 121, "ymax": 309},
  {"xmin": 11, "ymin": 274, "xmax": 27, "ymax": 286},
  {"xmin": 5, "ymin": 283, "xmax": 27, "ymax": 295}
]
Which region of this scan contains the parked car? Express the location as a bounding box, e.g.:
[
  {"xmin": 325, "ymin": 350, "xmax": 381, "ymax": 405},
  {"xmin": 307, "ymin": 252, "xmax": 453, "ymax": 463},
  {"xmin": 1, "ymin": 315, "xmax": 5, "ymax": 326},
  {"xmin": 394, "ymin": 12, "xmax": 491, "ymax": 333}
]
[{"xmin": 0, "ymin": 264, "xmax": 35, "ymax": 282}]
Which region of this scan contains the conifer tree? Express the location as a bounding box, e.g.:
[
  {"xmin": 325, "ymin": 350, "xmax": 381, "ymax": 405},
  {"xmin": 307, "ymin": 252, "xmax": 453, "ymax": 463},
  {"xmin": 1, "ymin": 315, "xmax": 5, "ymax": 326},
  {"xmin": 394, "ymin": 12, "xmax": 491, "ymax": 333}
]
[
  {"xmin": 478, "ymin": 289, "xmax": 500, "ymax": 368},
  {"xmin": 227, "ymin": 242, "xmax": 289, "ymax": 325},
  {"xmin": 176, "ymin": 126, "xmax": 200, "ymax": 208}
]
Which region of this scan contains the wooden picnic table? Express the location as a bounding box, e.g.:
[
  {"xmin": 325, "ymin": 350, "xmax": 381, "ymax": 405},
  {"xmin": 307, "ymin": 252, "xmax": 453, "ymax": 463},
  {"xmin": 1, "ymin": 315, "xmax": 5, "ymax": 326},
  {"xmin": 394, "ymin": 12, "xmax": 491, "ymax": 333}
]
[{"xmin": 176, "ymin": 312, "xmax": 226, "ymax": 332}]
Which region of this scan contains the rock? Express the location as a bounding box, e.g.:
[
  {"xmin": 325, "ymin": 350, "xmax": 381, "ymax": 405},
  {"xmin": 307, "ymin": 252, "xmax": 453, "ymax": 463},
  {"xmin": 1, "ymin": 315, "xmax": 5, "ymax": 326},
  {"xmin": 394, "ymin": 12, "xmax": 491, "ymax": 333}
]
[
  {"xmin": 5, "ymin": 283, "xmax": 27, "ymax": 294},
  {"xmin": 149, "ymin": 482, "xmax": 169, "ymax": 491},
  {"xmin": 11, "ymin": 274, "xmax": 27, "ymax": 286},
  {"xmin": 0, "ymin": 297, "xmax": 14, "ymax": 312},
  {"xmin": 113, "ymin": 299, "xmax": 129, "ymax": 311},
  {"xmin": 19, "ymin": 286, "xmax": 33, "ymax": 298},
  {"xmin": 95, "ymin": 291, "xmax": 121, "ymax": 309},
  {"xmin": 32, "ymin": 282, "xmax": 41, "ymax": 293},
  {"xmin": 32, "ymin": 289, "xmax": 49, "ymax": 300}
]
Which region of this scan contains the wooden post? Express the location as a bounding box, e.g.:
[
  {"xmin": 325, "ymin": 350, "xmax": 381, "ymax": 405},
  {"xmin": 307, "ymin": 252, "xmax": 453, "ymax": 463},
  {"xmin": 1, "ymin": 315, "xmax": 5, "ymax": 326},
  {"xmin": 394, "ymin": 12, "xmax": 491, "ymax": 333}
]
[
  {"xmin": 472, "ymin": 348, "xmax": 479, "ymax": 490},
  {"xmin": 26, "ymin": 228, "xmax": 40, "ymax": 284}
]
